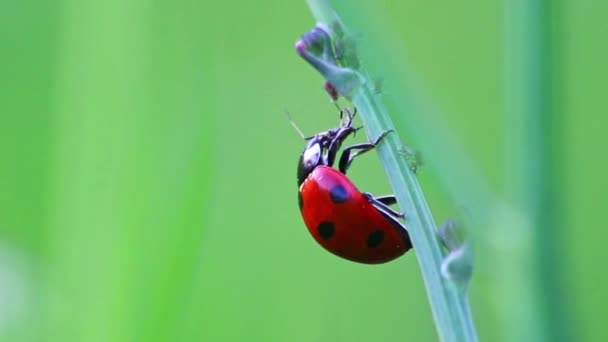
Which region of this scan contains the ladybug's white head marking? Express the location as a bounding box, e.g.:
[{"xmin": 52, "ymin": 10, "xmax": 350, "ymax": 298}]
[{"xmin": 302, "ymin": 142, "xmax": 321, "ymax": 170}]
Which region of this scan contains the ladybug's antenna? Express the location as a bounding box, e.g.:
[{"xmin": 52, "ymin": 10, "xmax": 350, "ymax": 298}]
[{"xmin": 285, "ymin": 110, "xmax": 308, "ymax": 140}]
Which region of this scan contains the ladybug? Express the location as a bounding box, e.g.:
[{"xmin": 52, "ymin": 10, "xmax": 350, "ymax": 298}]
[{"xmin": 296, "ymin": 109, "xmax": 412, "ymax": 264}]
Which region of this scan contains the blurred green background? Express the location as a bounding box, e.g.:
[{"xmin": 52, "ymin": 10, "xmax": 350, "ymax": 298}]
[{"xmin": 1, "ymin": 0, "xmax": 606, "ymax": 341}]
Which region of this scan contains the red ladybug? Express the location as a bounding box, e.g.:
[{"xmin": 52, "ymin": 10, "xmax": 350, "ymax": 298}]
[{"xmin": 296, "ymin": 110, "xmax": 412, "ymax": 264}]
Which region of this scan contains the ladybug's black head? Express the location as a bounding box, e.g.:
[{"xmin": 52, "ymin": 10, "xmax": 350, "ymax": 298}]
[{"xmin": 296, "ymin": 111, "xmax": 359, "ymax": 186}]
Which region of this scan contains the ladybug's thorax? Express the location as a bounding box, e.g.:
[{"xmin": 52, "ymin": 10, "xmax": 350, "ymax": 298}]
[
  {"xmin": 297, "ymin": 139, "xmax": 326, "ymax": 186},
  {"xmin": 296, "ymin": 126, "xmax": 349, "ymax": 186}
]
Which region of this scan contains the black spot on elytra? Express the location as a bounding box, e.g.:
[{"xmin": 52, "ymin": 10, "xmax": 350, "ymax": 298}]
[
  {"xmin": 298, "ymin": 192, "xmax": 304, "ymax": 211},
  {"xmin": 317, "ymin": 221, "xmax": 335, "ymax": 240},
  {"xmin": 329, "ymin": 184, "xmax": 349, "ymax": 204},
  {"xmin": 367, "ymin": 230, "xmax": 384, "ymax": 247}
]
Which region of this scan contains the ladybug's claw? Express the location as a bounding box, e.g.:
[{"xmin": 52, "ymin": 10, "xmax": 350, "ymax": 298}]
[
  {"xmin": 338, "ymin": 107, "xmax": 357, "ymax": 126},
  {"xmin": 374, "ymin": 129, "xmax": 394, "ymax": 145},
  {"xmin": 352, "ymin": 125, "xmax": 364, "ymax": 138}
]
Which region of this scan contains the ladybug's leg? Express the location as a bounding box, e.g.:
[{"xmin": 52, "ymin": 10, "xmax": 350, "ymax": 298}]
[
  {"xmin": 326, "ymin": 126, "xmax": 359, "ymax": 167},
  {"xmin": 338, "ymin": 130, "xmax": 392, "ymax": 174},
  {"xmin": 337, "ymin": 142, "xmax": 374, "ymax": 173},
  {"xmin": 363, "ymin": 193, "xmax": 404, "ymax": 219},
  {"xmin": 374, "ymin": 195, "xmax": 397, "ymax": 206},
  {"xmin": 364, "ymin": 193, "xmax": 409, "ymax": 237}
]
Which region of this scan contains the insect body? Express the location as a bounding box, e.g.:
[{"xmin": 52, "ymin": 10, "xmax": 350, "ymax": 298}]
[{"xmin": 296, "ymin": 111, "xmax": 412, "ymax": 264}]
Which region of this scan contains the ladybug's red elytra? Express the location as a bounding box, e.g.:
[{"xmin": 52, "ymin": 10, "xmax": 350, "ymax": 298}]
[{"xmin": 296, "ymin": 109, "xmax": 412, "ymax": 264}]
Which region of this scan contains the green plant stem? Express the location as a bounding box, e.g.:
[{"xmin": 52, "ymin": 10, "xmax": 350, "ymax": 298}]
[
  {"xmin": 352, "ymin": 71, "xmax": 477, "ymax": 342},
  {"xmin": 302, "ymin": 1, "xmax": 478, "ymax": 341}
]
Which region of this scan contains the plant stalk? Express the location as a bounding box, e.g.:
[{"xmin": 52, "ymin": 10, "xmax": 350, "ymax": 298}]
[{"xmin": 299, "ymin": 1, "xmax": 478, "ymax": 341}]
